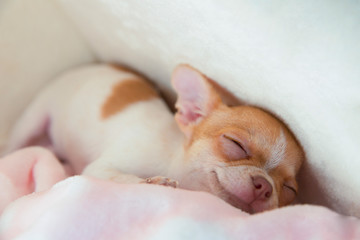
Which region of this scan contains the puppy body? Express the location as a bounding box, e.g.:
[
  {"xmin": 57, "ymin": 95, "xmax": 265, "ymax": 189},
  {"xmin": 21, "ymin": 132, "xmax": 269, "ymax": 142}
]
[
  {"xmin": 5, "ymin": 64, "xmax": 304, "ymax": 213},
  {"xmin": 7, "ymin": 66, "xmax": 182, "ymax": 180}
]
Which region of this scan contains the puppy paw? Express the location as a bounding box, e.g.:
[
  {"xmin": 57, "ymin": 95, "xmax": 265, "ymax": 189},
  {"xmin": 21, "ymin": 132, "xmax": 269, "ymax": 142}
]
[{"xmin": 141, "ymin": 176, "xmax": 179, "ymax": 188}]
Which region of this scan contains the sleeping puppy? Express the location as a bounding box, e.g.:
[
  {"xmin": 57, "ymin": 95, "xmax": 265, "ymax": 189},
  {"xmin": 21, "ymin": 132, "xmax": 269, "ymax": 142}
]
[{"xmin": 5, "ymin": 64, "xmax": 304, "ymax": 213}]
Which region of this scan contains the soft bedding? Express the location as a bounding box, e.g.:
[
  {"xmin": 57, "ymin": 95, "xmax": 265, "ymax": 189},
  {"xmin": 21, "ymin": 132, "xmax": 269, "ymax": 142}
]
[
  {"xmin": 0, "ymin": 0, "xmax": 360, "ymax": 239},
  {"xmin": 0, "ymin": 148, "xmax": 359, "ymax": 239},
  {"xmin": 0, "ymin": 147, "xmax": 68, "ymax": 214}
]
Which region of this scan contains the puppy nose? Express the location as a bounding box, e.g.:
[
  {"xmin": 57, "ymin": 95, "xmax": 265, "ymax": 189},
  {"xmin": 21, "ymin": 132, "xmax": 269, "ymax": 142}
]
[{"xmin": 252, "ymin": 176, "xmax": 273, "ymax": 200}]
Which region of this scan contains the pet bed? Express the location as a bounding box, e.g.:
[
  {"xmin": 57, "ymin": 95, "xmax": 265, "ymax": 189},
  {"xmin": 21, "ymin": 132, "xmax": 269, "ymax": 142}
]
[{"xmin": 0, "ymin": 0, "xmax": 359, "ymax": 238}]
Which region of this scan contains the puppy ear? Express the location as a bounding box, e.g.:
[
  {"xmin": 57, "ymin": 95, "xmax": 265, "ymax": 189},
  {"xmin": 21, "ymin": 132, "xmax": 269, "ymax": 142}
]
[{"xmin": 172, "ymin": 64, "xmax": 222, "ymax": 138}]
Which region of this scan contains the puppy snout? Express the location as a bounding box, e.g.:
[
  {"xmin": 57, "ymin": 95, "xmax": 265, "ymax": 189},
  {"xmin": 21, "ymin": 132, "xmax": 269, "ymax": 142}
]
[{"xmin": 252, "ymin": 176, "xmax": 273, "ymax": 200}]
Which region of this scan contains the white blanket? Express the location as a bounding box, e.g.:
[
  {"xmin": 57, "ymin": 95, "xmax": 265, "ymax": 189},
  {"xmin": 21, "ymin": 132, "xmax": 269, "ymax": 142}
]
[{"xmin": 0, "ymin": 0, "xmax": 359, "ymax": 218}]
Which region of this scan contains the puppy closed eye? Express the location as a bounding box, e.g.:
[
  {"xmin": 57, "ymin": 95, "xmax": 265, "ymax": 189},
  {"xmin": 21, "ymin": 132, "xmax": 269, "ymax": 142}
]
[
  {"xmin": 281, "ymin": 183, "xmax": 298, "ymax": 205},
  {"xmin": 284, "ymin": 185, "xmax": 297, "ymax": 195},
  {"xmin": 220, "ymin": 135, "xmax": 249, "ymax": 160}
]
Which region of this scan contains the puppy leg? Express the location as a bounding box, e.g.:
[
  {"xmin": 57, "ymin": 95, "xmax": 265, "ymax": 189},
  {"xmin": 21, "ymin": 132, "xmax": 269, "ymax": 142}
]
[
  {"xmin": 82, "ymin": 160, "xmax": 178, "ymax": 188},
  {"xmin": 82, "ymin": 160, "xmax": 143, "ymax": 184}
]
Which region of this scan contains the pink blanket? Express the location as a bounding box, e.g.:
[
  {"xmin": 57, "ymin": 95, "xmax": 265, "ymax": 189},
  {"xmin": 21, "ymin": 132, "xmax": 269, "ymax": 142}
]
[{"xmin": 0, "ymin": 148, "xmax": 359, "ymax": 239}]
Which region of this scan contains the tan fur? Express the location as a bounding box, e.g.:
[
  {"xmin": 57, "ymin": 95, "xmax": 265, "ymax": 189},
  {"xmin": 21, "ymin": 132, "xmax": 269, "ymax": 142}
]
[
  {"xmin": 189, "ymin": 98, "xmax": 304, "ymax": 207},
  {"xmin": 101, "ymin": 79, "xmax": 159, "ymax": 119}
]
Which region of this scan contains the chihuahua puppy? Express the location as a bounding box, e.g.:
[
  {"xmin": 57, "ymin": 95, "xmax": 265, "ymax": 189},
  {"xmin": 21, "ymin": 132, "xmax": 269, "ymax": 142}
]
[{"xmin": 5, "ymin": 64, "xmax": 304, "ymax": 213}]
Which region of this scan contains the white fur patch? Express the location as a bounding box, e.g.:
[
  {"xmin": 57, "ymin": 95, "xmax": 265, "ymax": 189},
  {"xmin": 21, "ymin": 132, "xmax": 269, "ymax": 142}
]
[{"xmin": 265, "ymin": 129, "xmax": 287, "ymax": 171}]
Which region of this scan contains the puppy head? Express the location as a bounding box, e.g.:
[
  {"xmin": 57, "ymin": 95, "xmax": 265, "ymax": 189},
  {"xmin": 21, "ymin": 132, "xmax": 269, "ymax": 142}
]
[{"xmin": 172, "ymin": 64, "xmax": 304, "ymax": 213}]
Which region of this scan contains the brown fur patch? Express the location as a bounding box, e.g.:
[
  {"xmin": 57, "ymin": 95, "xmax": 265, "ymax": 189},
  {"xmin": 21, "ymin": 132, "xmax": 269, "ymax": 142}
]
[{"xmin": 102, "ymin": 79, "xmax": 159, "ymax": 119}]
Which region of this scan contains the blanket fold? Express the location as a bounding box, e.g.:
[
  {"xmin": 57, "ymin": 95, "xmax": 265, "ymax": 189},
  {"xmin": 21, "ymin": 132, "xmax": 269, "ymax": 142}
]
[{"xmin": 0, "ymin": 147, "xmax": 67, "ymax": 214}]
